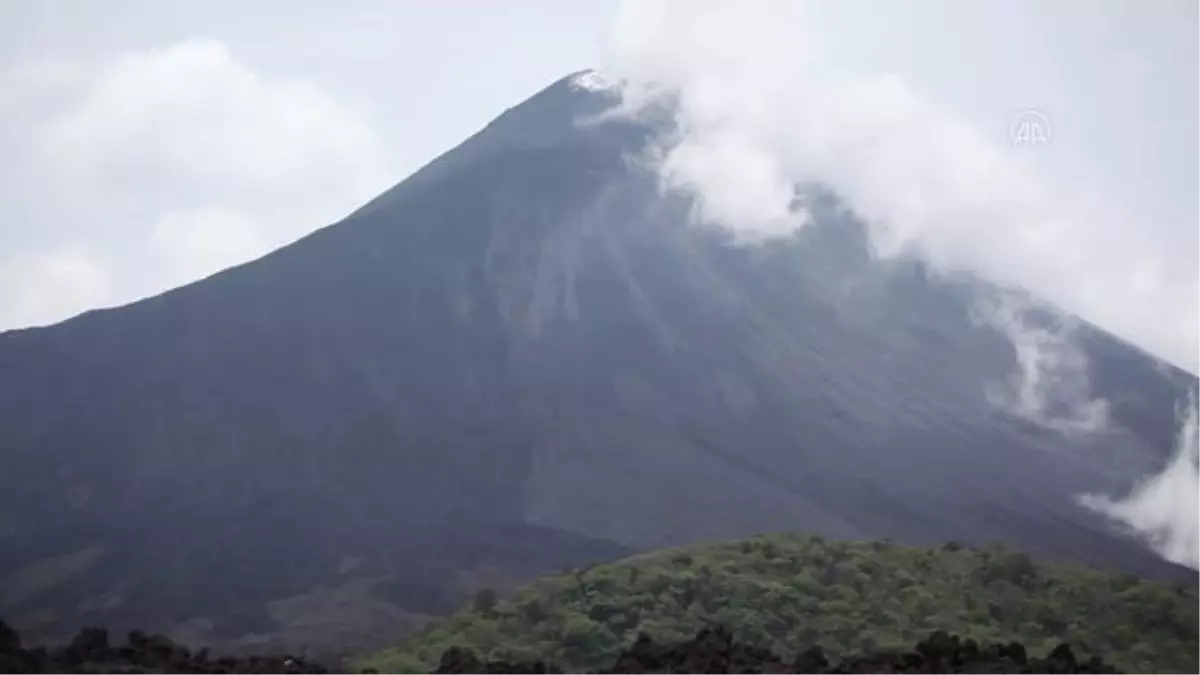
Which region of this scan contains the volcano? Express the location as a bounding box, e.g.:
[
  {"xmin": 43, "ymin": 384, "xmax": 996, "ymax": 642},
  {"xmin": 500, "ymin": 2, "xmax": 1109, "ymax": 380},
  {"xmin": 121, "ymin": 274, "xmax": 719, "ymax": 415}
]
[{"xmin": 0, "ymin": 71, "xmax": 1194, "ymax": 656}]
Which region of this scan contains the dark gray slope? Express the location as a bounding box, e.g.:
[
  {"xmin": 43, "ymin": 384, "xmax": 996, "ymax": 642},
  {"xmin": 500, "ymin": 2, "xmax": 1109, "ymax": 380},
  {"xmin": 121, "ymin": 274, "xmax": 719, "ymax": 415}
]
[{"xmin": 0, "ymin": 72, "xmax": 1193, "ymax": 653}]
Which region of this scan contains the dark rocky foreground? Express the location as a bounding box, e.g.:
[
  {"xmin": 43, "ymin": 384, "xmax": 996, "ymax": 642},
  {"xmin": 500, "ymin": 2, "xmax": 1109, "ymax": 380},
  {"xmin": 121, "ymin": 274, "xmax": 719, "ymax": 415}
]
[
  {"xmin": 2, "ymin": 619, "xmax": 1123, "ymax": 672},
  {"xmin": 0, "ymin": 622, "xmax": 327, "ymax": 674}
]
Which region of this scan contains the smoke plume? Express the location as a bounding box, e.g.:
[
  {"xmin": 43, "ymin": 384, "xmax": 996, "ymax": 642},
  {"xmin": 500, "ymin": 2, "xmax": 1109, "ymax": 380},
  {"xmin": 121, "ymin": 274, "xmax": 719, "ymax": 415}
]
[
  {"xmin": 972, "ymin": 295, "xmax": 1110, "ymax": 434},
  {"xmin": 600, "ymin": 1, "xmax": 1197, "ymax": 566},
  {"xmin": 1082, "ymin": 396, "xmax": 1200, "ymax": 568}
]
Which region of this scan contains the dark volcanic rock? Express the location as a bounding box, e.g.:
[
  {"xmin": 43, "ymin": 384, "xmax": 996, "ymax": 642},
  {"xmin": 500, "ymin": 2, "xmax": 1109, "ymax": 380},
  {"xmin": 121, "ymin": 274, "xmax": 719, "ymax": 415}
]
[
  {"xmin": 66, "ymin": 627, "xmax": 109, "ymax": 661},
  {"xmin": 0, "ymin": 622, "xmax": 19, "ymax": 653},
  {"xmin": 0, "ymin": 622, "xmax": 327, "ymax": 674}
]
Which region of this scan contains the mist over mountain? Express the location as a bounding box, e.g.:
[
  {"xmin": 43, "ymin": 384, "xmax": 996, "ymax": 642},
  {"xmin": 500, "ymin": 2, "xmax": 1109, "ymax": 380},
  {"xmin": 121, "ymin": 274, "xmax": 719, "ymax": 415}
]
[{"xmin": 0, "ymin": 71, "xmax": 1194, "ymax": 656}]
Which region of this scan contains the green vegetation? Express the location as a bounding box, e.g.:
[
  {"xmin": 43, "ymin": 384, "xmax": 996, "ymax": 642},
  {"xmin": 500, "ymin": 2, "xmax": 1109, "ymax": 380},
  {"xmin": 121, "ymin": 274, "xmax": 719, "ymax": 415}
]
[{"xmin": 359, "ymin": 534, "xmax": 1198, "ymax": 674}]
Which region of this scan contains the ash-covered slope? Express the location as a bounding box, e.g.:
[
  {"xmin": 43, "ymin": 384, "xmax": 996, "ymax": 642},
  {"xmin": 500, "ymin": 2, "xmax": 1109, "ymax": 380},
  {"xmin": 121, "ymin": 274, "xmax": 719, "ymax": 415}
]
[{"xmin": 0, "ymin": 72, "xmax": 1193, "ymax": 654}]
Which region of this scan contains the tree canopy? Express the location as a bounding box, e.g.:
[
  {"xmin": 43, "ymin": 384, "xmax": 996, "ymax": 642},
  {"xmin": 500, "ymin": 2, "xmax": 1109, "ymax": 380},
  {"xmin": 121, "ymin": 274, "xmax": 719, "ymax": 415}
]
[{"xmin": 358, "ymin": 534, "xmax": 1198, "ymax": 674}]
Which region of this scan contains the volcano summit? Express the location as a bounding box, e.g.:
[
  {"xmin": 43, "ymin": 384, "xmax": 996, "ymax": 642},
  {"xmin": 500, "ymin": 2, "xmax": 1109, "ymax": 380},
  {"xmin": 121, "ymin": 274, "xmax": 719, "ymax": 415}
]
[{"xmin": 0, "ymin": 72, "xmax": 1194, "ymax": 656}]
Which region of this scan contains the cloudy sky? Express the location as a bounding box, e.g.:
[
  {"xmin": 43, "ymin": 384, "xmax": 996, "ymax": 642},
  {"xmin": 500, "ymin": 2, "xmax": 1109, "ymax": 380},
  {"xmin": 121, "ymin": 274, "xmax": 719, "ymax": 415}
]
[
  {"xmin": 0, "ymin": 0, "xmax": 611, "ymax": 331},
  {"xmin": 1, "ymin": 0, "xmax": 1196, "ymax": 375}
]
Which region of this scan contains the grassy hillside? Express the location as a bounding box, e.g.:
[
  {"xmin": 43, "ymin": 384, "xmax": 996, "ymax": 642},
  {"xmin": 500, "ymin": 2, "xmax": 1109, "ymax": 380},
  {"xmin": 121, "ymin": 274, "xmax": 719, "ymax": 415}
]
[{"xmin": 359, "ymin": 534, "xmax": 1198, "ymax": 674}]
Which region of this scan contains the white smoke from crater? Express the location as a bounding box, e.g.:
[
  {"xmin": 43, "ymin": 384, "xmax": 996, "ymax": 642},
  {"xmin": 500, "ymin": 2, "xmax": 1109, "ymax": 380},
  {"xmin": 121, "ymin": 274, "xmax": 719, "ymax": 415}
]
[
  {"xmin": 600, "ymin": 1, "xmax": 1197, "ymax": 374},
  {"xmin": 1082, "ymin": 396, "xmax": 1200, "ymax": 569},
  {"xmin": 602, "ymin": 2, "xmax": 1111, "ymax": 429},
  {"xmin": 599, "ymin": 1, "xmax": 1197, "ymax": 565}
]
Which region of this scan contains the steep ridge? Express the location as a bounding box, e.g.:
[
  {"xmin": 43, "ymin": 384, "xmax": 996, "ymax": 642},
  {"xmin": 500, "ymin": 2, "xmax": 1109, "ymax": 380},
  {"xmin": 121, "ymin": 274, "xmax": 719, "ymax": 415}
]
[{"xmin": 0, "ymin": 72, "xmax": 1194, "ymax": 655}]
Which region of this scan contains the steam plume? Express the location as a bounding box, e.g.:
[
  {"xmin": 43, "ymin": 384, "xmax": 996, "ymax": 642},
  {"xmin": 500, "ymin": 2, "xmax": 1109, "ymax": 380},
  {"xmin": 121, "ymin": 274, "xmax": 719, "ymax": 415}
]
[{"xmin": 600, "ymin": 1, "xmax": 1198, "ymax": 566}]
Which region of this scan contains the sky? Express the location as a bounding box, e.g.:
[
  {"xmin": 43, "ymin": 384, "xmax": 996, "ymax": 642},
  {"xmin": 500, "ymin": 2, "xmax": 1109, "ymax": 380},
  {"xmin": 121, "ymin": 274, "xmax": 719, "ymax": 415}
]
[
  {"xmin": 0, "ymin": 0, "xmax": 613, "ymax": 331},
  {"xmin": 0, "ymin": 0, "xmax": 1196, "ymax": 565}
]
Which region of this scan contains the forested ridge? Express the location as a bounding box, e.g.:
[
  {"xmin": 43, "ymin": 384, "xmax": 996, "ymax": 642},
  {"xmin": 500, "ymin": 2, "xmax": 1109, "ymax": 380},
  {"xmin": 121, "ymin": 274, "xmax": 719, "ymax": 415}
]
[{"xmin": 360, "ymin": 534, "xmax": 1198, "ymax": 674}]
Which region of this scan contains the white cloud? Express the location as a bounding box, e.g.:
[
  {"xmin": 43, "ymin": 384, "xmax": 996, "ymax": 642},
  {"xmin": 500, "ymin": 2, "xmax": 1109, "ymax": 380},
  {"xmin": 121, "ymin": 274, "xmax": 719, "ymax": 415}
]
[
  {"xmin": 0, "ymin": 38, "xmax": 393, "ymax": 330},
  {"xmin": 602, "ymin": 1, "xmax": 1198, "ymax": 375},
  {"xmin": 152, "ymin": 208, "xmax": 270, "ymax": 284},
  {"xmin": 38, "ymin": 39, "xmax": 384, "ymax": 195},
  {"xmin": 0, "ymin": 249, "xmax": 114, "ymax": 329},
  {"xmin": 605, "ymin": 4, "xmax": 1112, "ymax": 430},
  {"xmin": 601, "ymin": 1, "xmax": 1198, "ymax": 566}
]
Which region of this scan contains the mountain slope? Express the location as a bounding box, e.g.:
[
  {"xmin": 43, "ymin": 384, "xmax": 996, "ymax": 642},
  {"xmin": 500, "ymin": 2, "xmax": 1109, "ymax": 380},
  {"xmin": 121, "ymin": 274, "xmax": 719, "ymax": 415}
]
[
  {"xmin": 360, "ymin": 534, "xmax": 1198, "ymax": 674},
  {"xmin": 0, "ymin": 71, "xmax": 1194, "ymax": 654}
]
